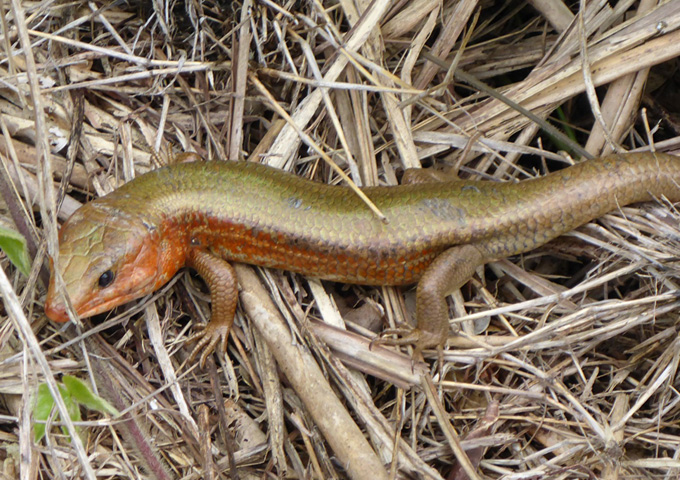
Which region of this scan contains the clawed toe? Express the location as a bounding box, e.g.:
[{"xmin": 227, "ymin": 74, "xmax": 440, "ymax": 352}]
[
  {"xmin": 372, "ymin": 328, "xmax": 421, "ymax": 362},
  {"xmin": 188, "ymin": 323, "xmax": 230, "ymax": 368},
  {"xmin": 370, "ymin": 327, "xmax": 421, "ymax": 349},
  {"xmin": 372, "ymin": 327, "xmax": 444, "ymax": 366}
]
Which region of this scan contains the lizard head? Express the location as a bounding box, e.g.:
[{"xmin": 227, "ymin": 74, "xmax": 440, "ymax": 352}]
[{"xmin": 45, "ymin": 201, "xmax": 170, "ymax": 323}]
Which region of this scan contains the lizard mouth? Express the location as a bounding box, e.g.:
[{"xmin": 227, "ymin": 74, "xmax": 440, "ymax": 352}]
[{"xmin": 45, "ymin": 290, "xmax": 150, "ymax": 323}]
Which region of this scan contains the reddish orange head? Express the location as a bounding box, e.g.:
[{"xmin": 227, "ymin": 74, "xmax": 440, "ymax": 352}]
[{"xmin": 45, "ymin": 202, "xmax": 175, "ymax": 322}]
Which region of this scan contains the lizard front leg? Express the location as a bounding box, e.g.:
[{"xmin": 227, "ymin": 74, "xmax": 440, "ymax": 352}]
[{"xmin": 186, "ymin": 248, "xmax": 239, "ymax": 367}]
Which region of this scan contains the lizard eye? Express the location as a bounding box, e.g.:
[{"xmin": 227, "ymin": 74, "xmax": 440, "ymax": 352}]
[{"xmin": 98, "ymin": 270, "xmax": 115, "ymax": 288}]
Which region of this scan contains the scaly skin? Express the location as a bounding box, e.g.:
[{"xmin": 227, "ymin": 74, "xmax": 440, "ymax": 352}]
[{"xmin": 44, "ymin": 152, "xmax": 680, "ymax": 365}]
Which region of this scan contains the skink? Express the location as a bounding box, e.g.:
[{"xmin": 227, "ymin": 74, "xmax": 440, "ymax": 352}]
[{"xmin": 44, "ymin": 152, "xmax": 680, "ymax": 365}]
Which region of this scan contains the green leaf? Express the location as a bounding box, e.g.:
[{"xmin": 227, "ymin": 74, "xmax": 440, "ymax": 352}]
[
  {"xmin": 33, "ymin": 384, "xmax": 55, "ymax": 442},
  {"xmin": 33, "ymin": 377, "xmax": 119, "ymax": 443},
  {"xmin": 0, "ymin": 225, "xmax": 30, "ymax": 277},
  {"xmin": 62, "ymin": 376, "xmax": 120, "ymax": 416},
  {"xmin": 33, "ymin": 384, "xmax": 77, "ymax": 442},
  {"xmin": 58, "ymin": 384, "xmax": 80, "ymax": 438}
]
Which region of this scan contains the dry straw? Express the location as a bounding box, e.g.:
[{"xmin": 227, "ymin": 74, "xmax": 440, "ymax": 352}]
[{"xmin": 1, "ymin": 0, "xmax": 680, "ymax": 479}]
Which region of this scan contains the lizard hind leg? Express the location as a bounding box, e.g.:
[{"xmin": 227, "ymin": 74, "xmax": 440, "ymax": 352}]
[{"xmin": 374, "ymin": 244, "xmax": 486, "ymax": 361}]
